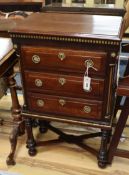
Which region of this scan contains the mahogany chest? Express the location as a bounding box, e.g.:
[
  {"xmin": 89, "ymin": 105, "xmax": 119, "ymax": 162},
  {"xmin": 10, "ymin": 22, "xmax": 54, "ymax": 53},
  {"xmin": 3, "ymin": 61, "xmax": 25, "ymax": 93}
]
[{"xmin": 9, "ymin": 12, "xmax": 124, "ymax": 167}]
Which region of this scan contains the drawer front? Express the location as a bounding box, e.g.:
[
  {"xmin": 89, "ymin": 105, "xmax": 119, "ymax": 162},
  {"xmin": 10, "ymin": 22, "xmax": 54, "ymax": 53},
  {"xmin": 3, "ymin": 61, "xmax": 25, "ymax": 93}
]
[
  {"xmin": 21, "ymin": 46, "xmax": 107, "ymax": 75},
  {"xmin": 27, "ymin": 93, "xmax": 103, "ymax": 120},
  {"xmin": 24, "ymin": 71, "xmax": 104, "ymax": 99}
]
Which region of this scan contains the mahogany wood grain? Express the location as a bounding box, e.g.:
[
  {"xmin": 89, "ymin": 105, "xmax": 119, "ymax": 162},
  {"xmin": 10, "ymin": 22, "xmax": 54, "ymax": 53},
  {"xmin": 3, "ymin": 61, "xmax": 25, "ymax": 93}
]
[
  {"xmin": 10, "ymin": 13, "xmax": 123, "ymax": 40},
  {"xmin": 24, "ymin": 71, "xmax": 105, "ymax": 99},
  {"xmin": 21, "ymin": 46, "xmax": 107, "ymax": 76},
  {"xmin": 27, "ymin": 92, "xmax": 103, "ymax": 120}
]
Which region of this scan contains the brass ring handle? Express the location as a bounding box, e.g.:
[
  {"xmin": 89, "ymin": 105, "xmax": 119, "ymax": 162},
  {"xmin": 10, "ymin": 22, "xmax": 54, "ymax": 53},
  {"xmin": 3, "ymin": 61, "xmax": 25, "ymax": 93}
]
[
  {"xmin": 83, "ymin": 106, "xmax": 91, "ymax": 113},
  {"xmin": 35, "ymin": 79, "xmax": 43, "ymax": 87},
  {"xmin": 32, "ymin": 55, "xmax": 40, "ymax": 64},
  {"xmin": 37, "ymin": 99, "xmax": 44, "ymax": 107},
  {"xmin": 58, "ymin": 52, "xmax": 66, "ymax": 61},
  {"xmin": 59, "ymin": 99, "xmax": 66, "ymax": 106},
  {"xmin": 84, "ymin": 59, "xmax": 94, "ymax": 68},
  {"xmin": 84, "ymin": 59, "xmax": 98, "ymax": 71},
  {"xmin": 58, "ymin": 78, "xmax": 66, "ymax": 86}
]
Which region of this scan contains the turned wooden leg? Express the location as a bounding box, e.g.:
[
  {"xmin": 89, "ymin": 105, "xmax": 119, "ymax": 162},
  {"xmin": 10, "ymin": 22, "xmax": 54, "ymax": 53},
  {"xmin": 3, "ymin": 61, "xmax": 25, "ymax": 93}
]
[
  {"xmin": 98, "ymin": 130, "xmax": 110, "ymax": 168},
  {"xmin": 8, "ymin": 73, "xmax": 24, "ymax": 135},
  {"xmin": 6, "ymin": 123, "xmax": 19, "ymax": 165},
  {"xmin": 25, "ymin": 118, "xmax": 37, "ymax": 156},
  {"xmin": 6, "ymin": 73, "xmax": 24, "ymax": 165}
]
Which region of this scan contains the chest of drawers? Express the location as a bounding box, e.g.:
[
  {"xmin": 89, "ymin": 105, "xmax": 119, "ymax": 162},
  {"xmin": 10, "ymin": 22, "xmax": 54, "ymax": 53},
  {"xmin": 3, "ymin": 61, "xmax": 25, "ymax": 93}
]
[
  {"xmin": 9, "ymin": 12, "xmax": 124, "ymax": 167},
  {"xmin": 22, "ymin": 45, "xmax": 105, "ymax": 120}
]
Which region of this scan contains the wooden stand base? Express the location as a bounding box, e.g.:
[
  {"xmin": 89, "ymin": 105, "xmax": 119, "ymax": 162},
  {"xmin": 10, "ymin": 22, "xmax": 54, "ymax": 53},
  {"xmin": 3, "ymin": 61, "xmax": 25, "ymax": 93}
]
[{"xmin": 25, "ymin": 119, "xmax": 111, "ymax": 168}]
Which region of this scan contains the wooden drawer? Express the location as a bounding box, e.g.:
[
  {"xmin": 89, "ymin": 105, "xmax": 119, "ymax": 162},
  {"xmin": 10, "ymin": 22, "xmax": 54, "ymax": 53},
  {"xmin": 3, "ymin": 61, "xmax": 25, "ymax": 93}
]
[
  {"xmin": 24, "ymin": 71, "xmax": 105, "ymax": 99},
  {"xmin": 21, "ymin": 46, "xmax": 107, "ymax": 75},
  {"xmin": 27, "ymin": 93, "xmax": 103, "ymax": 120}
]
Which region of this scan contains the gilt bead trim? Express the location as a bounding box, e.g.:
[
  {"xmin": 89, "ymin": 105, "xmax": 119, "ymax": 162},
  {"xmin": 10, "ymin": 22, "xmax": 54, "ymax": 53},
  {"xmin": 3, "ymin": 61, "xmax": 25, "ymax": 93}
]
[{"xmin": 10, "ymin": 34, "xmax": 120, "ymax": 45}]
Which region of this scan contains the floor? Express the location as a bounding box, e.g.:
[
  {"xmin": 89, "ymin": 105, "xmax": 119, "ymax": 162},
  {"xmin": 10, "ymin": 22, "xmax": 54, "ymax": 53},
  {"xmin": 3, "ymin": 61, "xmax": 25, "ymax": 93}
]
[{"xmin": 0, "ymin": 95, "xmax": 129, "ymax": 175}]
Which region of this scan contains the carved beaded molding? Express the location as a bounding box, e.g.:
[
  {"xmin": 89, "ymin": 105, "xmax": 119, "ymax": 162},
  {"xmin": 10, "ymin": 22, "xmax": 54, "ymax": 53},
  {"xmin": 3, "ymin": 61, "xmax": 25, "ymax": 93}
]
[{"xmin": 10, "ymin": 34, "xmax": 120, "ymax": 45}]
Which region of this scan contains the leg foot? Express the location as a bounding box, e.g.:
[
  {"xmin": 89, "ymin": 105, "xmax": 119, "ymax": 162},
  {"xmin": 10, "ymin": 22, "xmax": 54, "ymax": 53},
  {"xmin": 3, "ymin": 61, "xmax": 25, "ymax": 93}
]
[
  {"xmin": 98, "ymin": 161, "xmax": 107, "ymax": 169},
  {"xmin": 6, "ymin": 158, "xmax": 16, "ymax": 166},
  {"xmin": 28, "ymin": 147, "xmax": 37, "ymax": 156}
]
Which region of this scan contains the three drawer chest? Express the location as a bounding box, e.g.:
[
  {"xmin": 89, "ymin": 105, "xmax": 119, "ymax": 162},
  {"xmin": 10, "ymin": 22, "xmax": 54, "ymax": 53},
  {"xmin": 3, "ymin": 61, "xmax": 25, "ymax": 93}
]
[{"xmin": 8, "ymin": 12, "xmax": 124, "ymax": 167}]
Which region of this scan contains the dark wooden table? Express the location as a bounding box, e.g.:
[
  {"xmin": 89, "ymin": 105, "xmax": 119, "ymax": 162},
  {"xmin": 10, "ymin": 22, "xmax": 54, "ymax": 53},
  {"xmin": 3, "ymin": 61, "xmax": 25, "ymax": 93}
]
[
  {"xmin": 0, "ymin": 38, "xmax": 21, "ymax": 124},
  {"xmin": 0, "ymin": 38, "xmax": 24, "ymax": 165},
  {"xmin": 0, "ymin": 0, "xmax": 43, "ymax": 12},
  {"xmin": 0, "ymin": 2, "xmax": 43, "ymax": 165}
]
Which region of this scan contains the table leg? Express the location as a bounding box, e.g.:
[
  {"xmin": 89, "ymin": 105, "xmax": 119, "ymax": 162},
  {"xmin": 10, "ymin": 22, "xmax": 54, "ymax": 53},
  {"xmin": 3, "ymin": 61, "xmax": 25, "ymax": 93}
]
[
  {"xmin": 25, "ymin": 118, "xmax": 37, "ymax": 156},
  {"xmin": 108, "ymin": 97, "xmax": 129, "ymax": 164},
  {"xmin": 98, "ymin": 129, "xmax": 110, "ymax": 168},
  {"xmin": 6, "ymin": 73, "xmax": 24, "ymax": 165}
]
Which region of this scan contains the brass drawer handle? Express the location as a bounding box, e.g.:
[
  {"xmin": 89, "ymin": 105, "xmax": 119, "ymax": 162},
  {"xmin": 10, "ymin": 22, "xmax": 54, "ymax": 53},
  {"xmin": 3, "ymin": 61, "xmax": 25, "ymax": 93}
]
[
  {"xmin": 58, "ymin": 52, "xmax": 66, "ymax": 61},
  {"xmin": 84, "ymin": 59, "xmax": 98, "ymax": 71},
  {"xmin": 37, "ymin": 99, "xmax": 44, "ymax": 107},
  {"xmin": 58, "ymin": 78, "xmax": 66, "ymax": 86},
  {"xmin": 59, "ymin": 99, "xmax": 66, "ymax": 106},
  {"xmin": 83, "ymin": 106, "xmax": 91, "ymax": 113},
  {"xmin": 84, "ymin": 59, "xmax": 94, "ymax": 68},
  {"xmin": 35, "ymin": 79, "xmax": 43, "ymax": 87},
  {"xmin": 32, "ymin": 55, "xmax": 40, "ymax": 64}
]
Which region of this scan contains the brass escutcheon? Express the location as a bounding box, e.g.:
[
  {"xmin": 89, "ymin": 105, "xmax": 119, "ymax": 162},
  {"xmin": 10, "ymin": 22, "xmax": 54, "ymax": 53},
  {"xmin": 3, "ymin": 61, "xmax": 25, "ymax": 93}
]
[
  {"xmin": 83, "ymin": 106, "xmax": 91, "ymax": 113},
  {"xmin": 13, "ymin": 44, "xmax": 17, "ymax": 49},
  {"xmin": 59, "ymin": 99, "xmax": 66, "ymax": 106},
  {"xmin": 58, "ymin": 52, "xmax": 66, "ymax": 61},
  {"xmin": 37, "ymin": 99, "xmax": 44, "ymax": 107},
  {"xmin": 111, "ymin": 52, "xmax": 116, "ymax": 58},
  {"xmin": 32, "ymin": 55, "xmax": 40, "ymax": 64},
  {"xmin": 58, "ymin": 78, "xmax": 66, "ymax": 86},
  {"xmin": 35, "ymin": 79, "xmax": 43, "ymax": 87}
]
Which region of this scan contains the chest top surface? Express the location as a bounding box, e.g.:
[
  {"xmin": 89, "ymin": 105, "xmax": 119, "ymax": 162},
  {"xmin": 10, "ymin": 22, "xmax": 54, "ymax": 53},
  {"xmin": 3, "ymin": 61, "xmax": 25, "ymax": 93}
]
[{"xmin": 9, "ymin": 12, "xmax": 123, "ymax": 41}]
